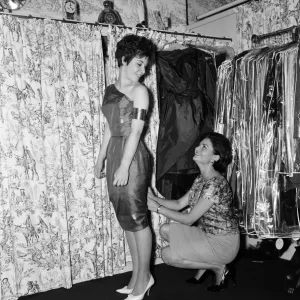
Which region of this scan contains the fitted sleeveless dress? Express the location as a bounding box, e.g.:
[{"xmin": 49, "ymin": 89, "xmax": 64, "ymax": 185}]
[{"xmin": 101, "ymin": 84, "xmax": 151, "ymax": 232}]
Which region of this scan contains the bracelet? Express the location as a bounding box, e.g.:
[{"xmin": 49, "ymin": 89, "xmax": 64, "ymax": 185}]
[{"xmin": 157, "ymin": 204, "xmax": 163, "ymax": 213}]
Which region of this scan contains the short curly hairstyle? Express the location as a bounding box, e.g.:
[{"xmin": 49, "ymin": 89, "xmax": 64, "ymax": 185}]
[
  {"xmin": 115, "ymin": 34, "xmax": 155, "ymax": 67},
  {"xmin": 199, "ymin": 132, "xmax": 233, "ymax": 173}
]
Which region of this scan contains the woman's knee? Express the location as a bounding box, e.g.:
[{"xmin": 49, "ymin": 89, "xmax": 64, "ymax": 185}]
[
  {"xmin": 161, "ymin": 246, "xmax": 173, "ymax": 265},
  {"xmin": 159, "ymin": 224, "xmax": 170, "ymax": 241}
]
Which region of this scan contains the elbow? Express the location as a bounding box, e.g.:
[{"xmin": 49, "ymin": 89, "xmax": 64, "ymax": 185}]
[
  {"xmin": 176, "ymin": 200, "xmax": 186, "ymax": 212},
  {"xmin": 186, "ymin": 220, "xmax": 194, "ymax": 226},
  {"xmin": 185, "ymin": 216, "xmax": 198, "ymax": 226},
  {"xmin": 182, "ymin": 217, "xmax": 194, "ymax": 226}
]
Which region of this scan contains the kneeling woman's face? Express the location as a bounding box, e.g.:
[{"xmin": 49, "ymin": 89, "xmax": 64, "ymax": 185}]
[{"xmin": 193, "ymin": 138, "xmax": 218, "ymax": 165}]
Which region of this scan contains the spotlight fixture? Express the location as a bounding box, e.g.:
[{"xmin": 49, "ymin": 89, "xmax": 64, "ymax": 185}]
[{"xmin": 0, "ymin": 0, "xmax": 26, "ymax": 10}]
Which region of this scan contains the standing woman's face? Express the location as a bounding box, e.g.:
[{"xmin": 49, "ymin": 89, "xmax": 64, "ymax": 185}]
[{"xmin": 122, "ymin": 56, "xmax": 149, "ymax": 83}]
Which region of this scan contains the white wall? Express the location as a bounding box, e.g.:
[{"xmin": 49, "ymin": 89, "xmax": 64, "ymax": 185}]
[
  {"xmin": 2, "ymin": 0, "xmax": 237, "ymax": 33},
  {"xmin": 187, "ymin": 8, "xmax": 237, "ymax": 49}
]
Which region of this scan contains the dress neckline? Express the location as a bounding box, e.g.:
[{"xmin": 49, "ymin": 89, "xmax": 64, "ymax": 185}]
[
  {"xmin": 112, "ymin": 84, "xmax": 134, "ymax": 103},
  {"xmin": 199, "ymin": 174, "xmax": 224, "ymax": 182}
]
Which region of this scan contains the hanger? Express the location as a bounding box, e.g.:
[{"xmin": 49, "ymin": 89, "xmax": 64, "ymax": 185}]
[{"xmin": 182, "ymin": 34, "xmax": 192, "ymax": 47}]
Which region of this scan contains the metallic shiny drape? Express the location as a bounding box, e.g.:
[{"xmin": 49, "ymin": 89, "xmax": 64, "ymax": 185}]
[{"xmin": 215, "ymin": 43, "xmax": 300, "ymax": 238}]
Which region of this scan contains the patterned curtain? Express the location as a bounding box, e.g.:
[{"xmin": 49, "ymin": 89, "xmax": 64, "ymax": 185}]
[
  {"xmin": 0, "ymin": 14, "xmax": 227, "ymax": 299},
  {"xmin": 237, "ymin": 0, "xmax": 300, "ymax": 52},
  {"xmin": 0, "ymin": 15, "xmax": 113, "ymax": 299}
]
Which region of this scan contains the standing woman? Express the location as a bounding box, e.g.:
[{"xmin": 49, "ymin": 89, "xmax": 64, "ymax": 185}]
[
  {"xmin": 95, "ymin": 35, "xmax": 155, "ymax": 300},
  {"xmin": 148, "ymin": 132, "xmax": 240, "ymax": 291}
]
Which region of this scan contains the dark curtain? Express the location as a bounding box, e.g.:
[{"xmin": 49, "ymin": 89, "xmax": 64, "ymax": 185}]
[{"xmin": 155, "ymin": 48, "xmax": 218, "ymax": 199}]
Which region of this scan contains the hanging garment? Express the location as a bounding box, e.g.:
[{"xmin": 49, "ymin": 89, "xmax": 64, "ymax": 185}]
[
  {"xmin": 215, "ymin": 42, "xmax": 300, "ymax": 238},
  {"xmin": 293, "ymin": 42, "xmax": 300, "ymax": 175},
  {"xmin": 279, "ymin": 175, "xmax": 300, "ymax": 229},
  {"xmin": 155, "ymin": 48, "xmax": 217, "ymax": 198}
]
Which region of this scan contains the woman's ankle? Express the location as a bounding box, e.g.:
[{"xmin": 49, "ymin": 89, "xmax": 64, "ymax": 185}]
[
  {"xmin": 127, "ymin": 275, "xmax": 138, "ymax": 289},
  {"xmin": 195, "ymin": 269, "xmax": 206, "ymax": 280},
  {"xmin": 212, "ymin": 265, "xmax": 226, "ymax": 285}
]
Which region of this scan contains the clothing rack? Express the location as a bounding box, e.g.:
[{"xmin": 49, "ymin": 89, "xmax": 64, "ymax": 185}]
[
  {"xmin": 251, "ymin": 25, "xmax": 300, "ymax": 44},
  {"xmin": 0, "ymin": 11, "xmax": 232, "ymax": 41}
]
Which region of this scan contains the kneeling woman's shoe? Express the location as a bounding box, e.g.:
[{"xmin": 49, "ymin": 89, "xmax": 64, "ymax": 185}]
[
  {"xmin": 207, "ymin": 265, "xmax": 236, "ymax": 292},
  {"xmin": 284, "ymin": 268, "xmax": 300, "ymax": 294},
  {"xmin": 124, "ymin": 275, "xmax": 155, "ymax": 300},
  {"xmin": 186, "ymin": 270, "xmax": 215, "ymax": 285},
  {"xmin": 116, "ymin": 286, "xmax": 133, "ymax": 294}
]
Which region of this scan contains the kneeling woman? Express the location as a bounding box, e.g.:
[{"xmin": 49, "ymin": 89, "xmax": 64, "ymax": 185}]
[{"xmin": 148, "ymin": 132, "xmax": 240, "ymax": 291}]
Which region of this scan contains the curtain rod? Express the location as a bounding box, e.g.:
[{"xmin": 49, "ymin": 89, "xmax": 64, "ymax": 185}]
[
  {"xmin": 251, "ymin": 25, "xmax": 300, "ymax": 44},
  {"xmin": 0, "ymin": 11, "xmax": 232, "ymax": 41}
]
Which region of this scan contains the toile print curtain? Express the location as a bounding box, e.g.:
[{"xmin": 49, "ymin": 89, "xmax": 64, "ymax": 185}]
[
  {"xmin": 0, "ymin": 15, "xmax": 223, "ymax": 299},
  {"xmin": 0, "ymin": 15, "xmax": 114, "ymax": 299},
  {"xmin": 237, "ymin": 0, "xmax": 300, "ymax": 52}
]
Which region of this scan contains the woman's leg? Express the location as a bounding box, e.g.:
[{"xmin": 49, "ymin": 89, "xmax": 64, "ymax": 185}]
[
  {"xmin": 132, "ymin": 226, "xmax": 152, "ymax": 295},
  {"xmin": 161, "ymin": 246, "xmax": 225, "ymax": 285},
  {"xmin": 192, "ymin": 269, "xmax": 207, "ymax": 280},
  {"xmin": 125, "ymin": 231, "xmax": 139, "ymax": 289},
  {"xmin": 160, "ymin": 224, "xmax": 207, "ymax": 280}
]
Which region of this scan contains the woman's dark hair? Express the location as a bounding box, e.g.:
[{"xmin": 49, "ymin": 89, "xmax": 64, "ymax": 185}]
[
  {"xmin": 199, "ymin": 132, "xmax": 233, "ymax": 173},
  {"xmin": 115, "ymin": 34, "xmax": 155, "ymax": 67}
]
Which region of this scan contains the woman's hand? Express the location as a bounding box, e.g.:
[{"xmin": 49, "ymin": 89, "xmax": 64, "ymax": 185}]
[
  {"xmin": 147, "ymin": 188, "xmax": 159, "ymax": 202},
  {"xmin": 147, "ymin": 197, "xmax": 160, "ymax": 212},
  {"xmin": 113, "ymin": 166, "xmax": 129, "ymax": 186},
  {"xmin": 94, "ymin": 159, "xmax": 104, "ymax": 179}
]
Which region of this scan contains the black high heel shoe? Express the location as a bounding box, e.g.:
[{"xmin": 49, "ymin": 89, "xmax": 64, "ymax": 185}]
[
  {"xmin": 186, "ymin": 270, "xmax": 215, "ymax": 285},
  {"xmin": 207, "ymin": 265, "xmax": 236, "ymax": 292},
  {"xmin": 284, "ymin": 268, "xmax": 300, "ymax": 294}
]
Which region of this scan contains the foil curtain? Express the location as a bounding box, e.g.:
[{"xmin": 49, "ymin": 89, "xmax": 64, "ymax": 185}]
[{"xmin": 215, "ymin": 43, "xmax": 300, "ymax": 238}]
